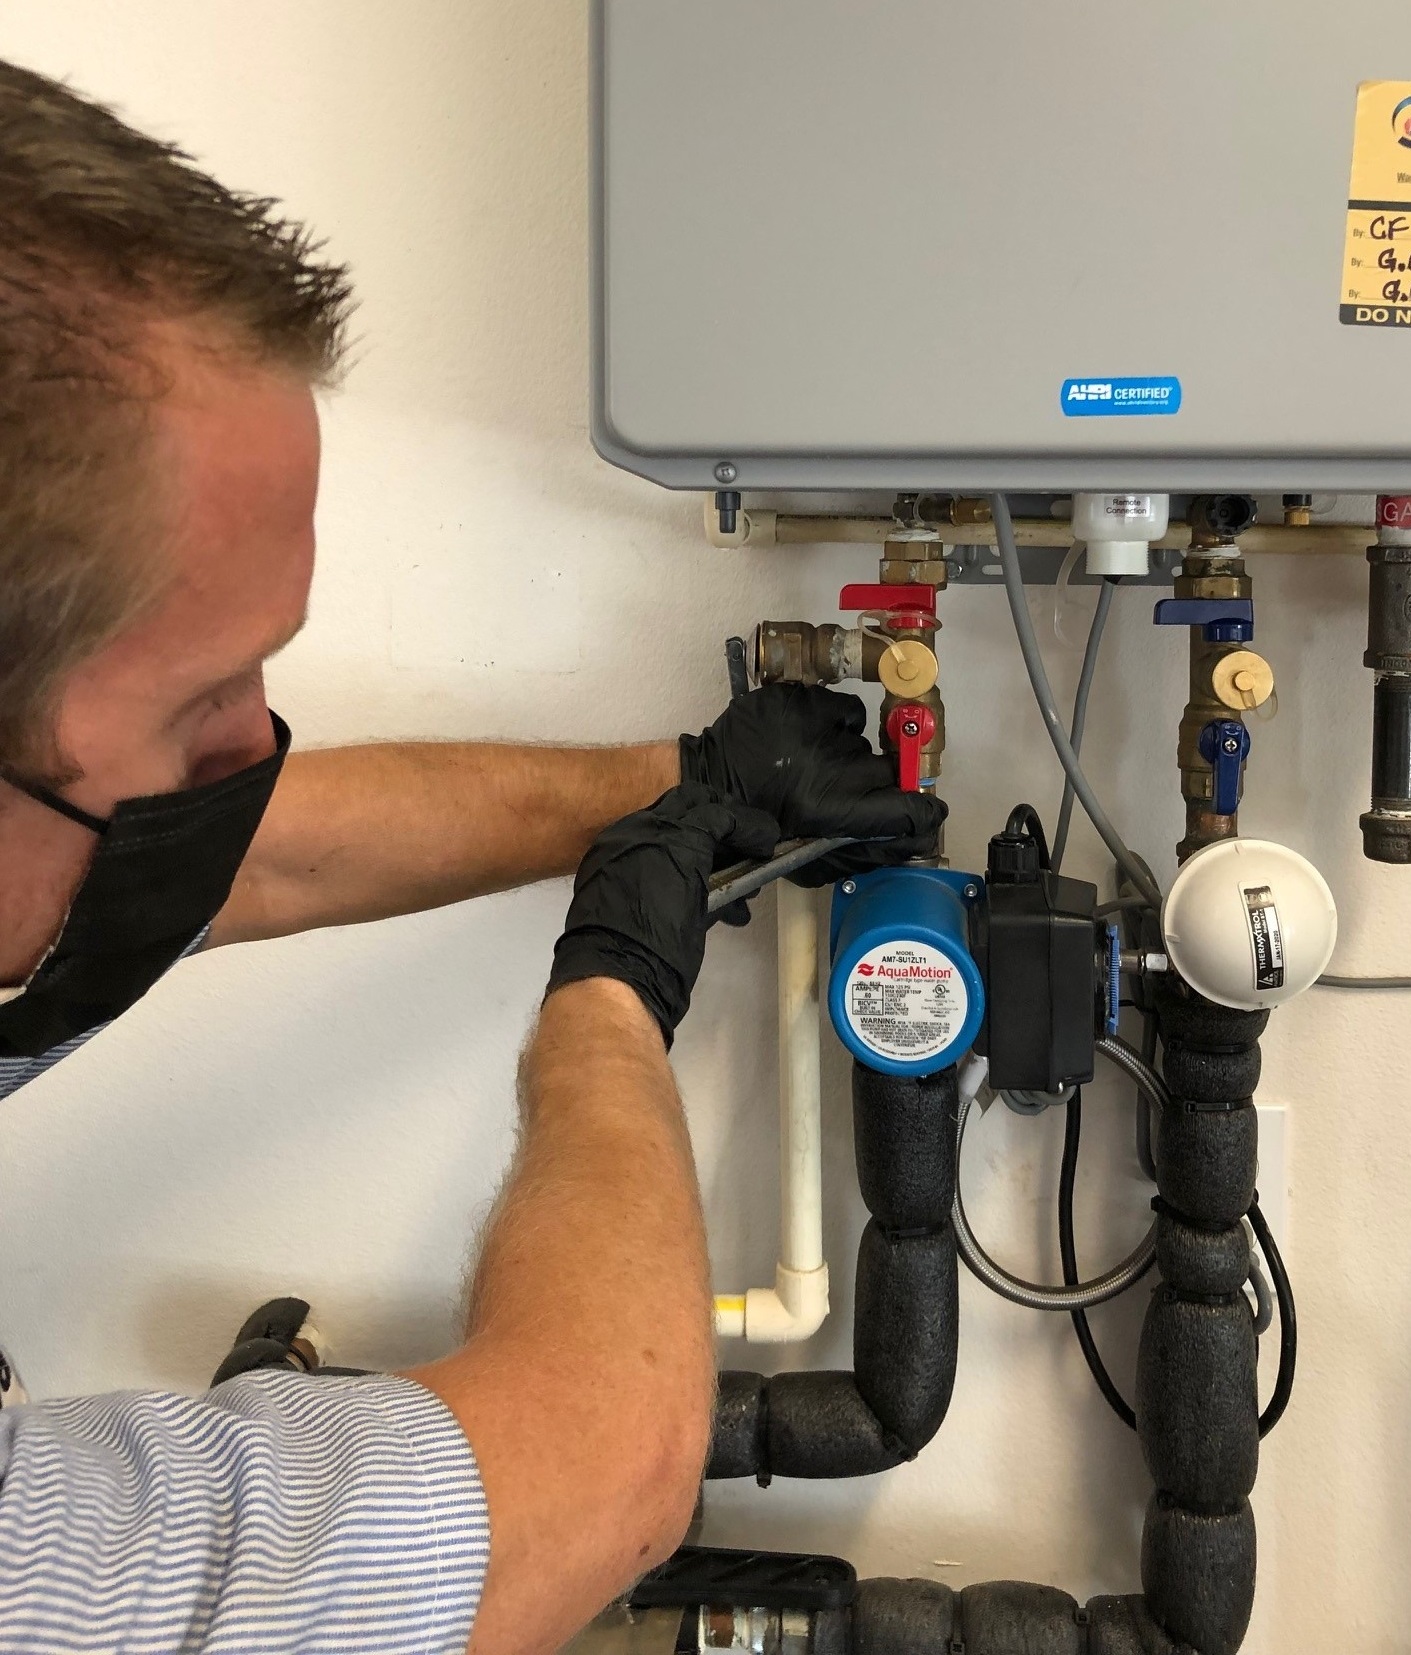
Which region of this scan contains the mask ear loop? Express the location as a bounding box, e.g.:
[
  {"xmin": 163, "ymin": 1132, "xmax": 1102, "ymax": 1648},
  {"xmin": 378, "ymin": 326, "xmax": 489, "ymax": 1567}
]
[{"xmin": 0, "ymin": 769, "xmax": 109, "ymax": 836}]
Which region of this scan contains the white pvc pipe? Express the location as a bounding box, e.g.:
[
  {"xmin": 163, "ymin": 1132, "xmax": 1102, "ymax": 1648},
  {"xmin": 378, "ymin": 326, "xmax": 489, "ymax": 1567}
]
[
  {"xmin": 776, "ymin": 879, "xmax": 823, "ymax": 1276},
  {"xmin": 714, "ymin": 881, "xmax": 830, "ymax": 1343}
]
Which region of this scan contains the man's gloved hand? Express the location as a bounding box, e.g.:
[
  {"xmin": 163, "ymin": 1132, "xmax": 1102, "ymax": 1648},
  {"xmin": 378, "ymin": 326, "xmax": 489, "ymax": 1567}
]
[
  {"xmin": 546, "ymin": 784, "xmax": 780, "ymax": 1046},
  {"xmin": 679, "ymin": 684, "xmax": 948, "ymax": 887}
]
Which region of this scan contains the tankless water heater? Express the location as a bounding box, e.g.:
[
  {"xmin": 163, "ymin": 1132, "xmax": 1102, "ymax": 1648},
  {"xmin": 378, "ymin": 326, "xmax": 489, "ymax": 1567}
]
[{"xmin": 591, "ymin": 1, "xmax": 1411, "ymax": 492}]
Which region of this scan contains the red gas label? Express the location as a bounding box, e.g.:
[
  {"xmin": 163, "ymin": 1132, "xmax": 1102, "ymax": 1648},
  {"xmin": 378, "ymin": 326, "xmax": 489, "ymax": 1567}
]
[{"xmin": 1378, "ymin": 496, "xmax": 1411, "ymax": 529}]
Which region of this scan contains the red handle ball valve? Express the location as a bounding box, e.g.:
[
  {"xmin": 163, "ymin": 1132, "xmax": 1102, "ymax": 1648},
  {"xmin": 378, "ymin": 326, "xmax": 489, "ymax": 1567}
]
[{"xmin": 885, "ymin": 702, "xmax": 937, "ymax": 793}]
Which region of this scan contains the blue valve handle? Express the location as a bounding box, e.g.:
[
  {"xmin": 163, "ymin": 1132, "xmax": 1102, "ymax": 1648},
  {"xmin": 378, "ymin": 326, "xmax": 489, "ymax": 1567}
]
[
  {"xmin": 1199, "ymin": 719, "xmax": 1252, "ymax": 815},
  {"xmin": 1104, "ymin": 924, "xmax": 1121, "ymax": 1037},
  {"xmin": 1153, "ymin": 598, "xmax": 1255, "ymax": 643}
]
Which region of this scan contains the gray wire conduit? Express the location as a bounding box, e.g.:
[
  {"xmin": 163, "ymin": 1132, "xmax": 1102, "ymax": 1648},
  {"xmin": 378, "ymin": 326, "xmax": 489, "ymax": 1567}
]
[
  {"xmin": 952, "ymin": 1036, "xmax": 1166, "ymax": 1311},
  {"xmin": 1051, "ymin": 575, "xmax": 1117, "ymax": 872},
  {"xmin": 989, "ymin": 494, "xmax": 1163, "ymax": 911}
]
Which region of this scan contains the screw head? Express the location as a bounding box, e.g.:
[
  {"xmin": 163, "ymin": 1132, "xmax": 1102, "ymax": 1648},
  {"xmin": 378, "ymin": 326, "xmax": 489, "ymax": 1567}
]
[
  {"xmin": 713, "ymin": 461, "xmax": 738, "ymax": 484},
  {"xmin": 963, "ymin": 882, "xmax": 980, "ymax": 899},
  {"xmin": 902, "ymin": 719, "xmax": 920, "ymax": 737},
  {"xmin": 840, "ymin": 879, "xmax": 857, "ymax": 896},
  {"xmin": 1222, "ymin": 736, "xmax": 1241, "ymax": 755}
]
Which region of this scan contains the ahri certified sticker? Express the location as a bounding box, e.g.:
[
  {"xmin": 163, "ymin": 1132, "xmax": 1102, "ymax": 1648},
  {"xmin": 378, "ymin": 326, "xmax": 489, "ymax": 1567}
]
[
  {"xmin": 1242, "ymin": 884, "xmax": 1286, "ymax": 992},
  {"xmin": 843, "ymin": 941, "xmax": 968, "ymax": 1064},
  {"xmin": 1060, "ymin": 377, "xmax": 1182, "ymax": 417},
  {"xmin": 1340, "ymin": 80, "xmax": 1411, "ymax": 328}
]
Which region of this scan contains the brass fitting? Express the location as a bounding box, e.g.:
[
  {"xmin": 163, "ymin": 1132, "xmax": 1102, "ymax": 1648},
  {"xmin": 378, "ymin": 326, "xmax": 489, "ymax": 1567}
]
[
  {"xmin": 753, "ymin": 620, "xmax": 882, "ymax": 686},
  {"xmin": 911, "ymin": 494, "xmax": 994, "ymax": 529},
  {"xmin": 948, "ymin": 496, "xmax": 994, "ymax": 526},
  {"xmin": 880, "ymin": 534, "xmax": 948, "ymax": 587}
]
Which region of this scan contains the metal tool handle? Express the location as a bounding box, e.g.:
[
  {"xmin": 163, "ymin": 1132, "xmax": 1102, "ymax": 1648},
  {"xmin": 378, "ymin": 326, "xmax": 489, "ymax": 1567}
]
[{"xmin": 707, "ymin": 836, "xmax": 856, "ymax": 913}]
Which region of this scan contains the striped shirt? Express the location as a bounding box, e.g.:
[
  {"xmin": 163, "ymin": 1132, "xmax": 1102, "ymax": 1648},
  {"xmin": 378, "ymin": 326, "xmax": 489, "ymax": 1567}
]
[
  {"xmin": 0, "ymin": 1370, "xmax": 490, "ymax": 1653},
  {"xmin": 1, "ymin": 940, "xmax": 492, "ymax": 1649}
]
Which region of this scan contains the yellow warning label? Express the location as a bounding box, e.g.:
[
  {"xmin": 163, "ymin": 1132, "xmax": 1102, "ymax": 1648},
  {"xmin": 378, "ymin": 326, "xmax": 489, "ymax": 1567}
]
[{"xmin": 1340, "ymin": 80, "xmax": 1411, "ymax": 328}]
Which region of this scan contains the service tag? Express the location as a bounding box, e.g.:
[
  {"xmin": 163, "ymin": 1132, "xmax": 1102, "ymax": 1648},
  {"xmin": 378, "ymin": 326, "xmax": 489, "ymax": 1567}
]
[{"xmin": 1340, "ymin": 80, "xmax": 1411, "ymax": 328}]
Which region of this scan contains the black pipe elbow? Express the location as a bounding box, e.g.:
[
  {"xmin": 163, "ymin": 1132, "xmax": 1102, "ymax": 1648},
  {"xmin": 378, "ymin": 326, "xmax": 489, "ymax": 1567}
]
[{"xmin": 707, "ymin": 1061, "xmax": 960, "ymax": 1482}]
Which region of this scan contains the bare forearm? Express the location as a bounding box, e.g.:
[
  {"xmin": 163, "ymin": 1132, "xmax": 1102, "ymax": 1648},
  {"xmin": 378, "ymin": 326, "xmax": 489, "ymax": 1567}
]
[
  {"xmin": 466, "ymin": 982, "xmax": 711, "ymax": 1365},
  {"xmin": 209, "ymin": 739, "xmax": 679, "ymax": 945},
  {"xmin": 405, "ymin": 980, "xmax": 715, "ymax": 1654}
]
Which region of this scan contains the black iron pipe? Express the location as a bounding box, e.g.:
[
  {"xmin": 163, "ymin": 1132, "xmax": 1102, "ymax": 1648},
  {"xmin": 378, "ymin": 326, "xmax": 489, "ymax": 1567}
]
[{"xmin": 1363, "ymin": 532, "xmax": 1411, "ymax": 864}]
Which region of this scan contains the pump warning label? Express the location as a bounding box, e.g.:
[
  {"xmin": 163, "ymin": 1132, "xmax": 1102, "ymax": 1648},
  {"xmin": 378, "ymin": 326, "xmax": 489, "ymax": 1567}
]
[
  {"xmin": 1242, "ymin": 885, "xmax": 1286, "ymax": 993},
  {"xmin": 1340, "ymin": 80, "xmax": 1411, "ymax": 327},
  {"xmin": 843, "ymin": 942, "xmax": 968, "ymax": 1065}
]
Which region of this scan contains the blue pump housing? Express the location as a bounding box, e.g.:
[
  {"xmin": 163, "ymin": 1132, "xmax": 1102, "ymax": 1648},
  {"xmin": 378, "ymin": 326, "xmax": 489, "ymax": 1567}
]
[{"xmin": 828, "ymin": 866, "xmax": 986, "ymax": 1077}]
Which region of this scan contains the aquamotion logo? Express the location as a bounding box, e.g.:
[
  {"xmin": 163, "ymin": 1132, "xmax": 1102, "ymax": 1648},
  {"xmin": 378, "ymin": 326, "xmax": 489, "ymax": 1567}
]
[{"xmin": 1393, "ymin": 95, "xmax": 1411, "ymax": 150}]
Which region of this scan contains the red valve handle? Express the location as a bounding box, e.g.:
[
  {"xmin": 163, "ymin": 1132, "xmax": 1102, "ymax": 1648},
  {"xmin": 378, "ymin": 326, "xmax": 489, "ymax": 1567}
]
[
  {"xmin": 885, "ymin": 702, "xmax": 937, "ymax": 792},
  {"xmin": 838, "ymin": 582, "xmax": 938, "ymax": 623}
]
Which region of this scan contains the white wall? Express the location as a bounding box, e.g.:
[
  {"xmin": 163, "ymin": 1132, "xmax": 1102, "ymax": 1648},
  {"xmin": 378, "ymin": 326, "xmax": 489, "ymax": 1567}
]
[{"xmin": 1, "ymin": 7, "xmax": 1407, "ymax": 1651}]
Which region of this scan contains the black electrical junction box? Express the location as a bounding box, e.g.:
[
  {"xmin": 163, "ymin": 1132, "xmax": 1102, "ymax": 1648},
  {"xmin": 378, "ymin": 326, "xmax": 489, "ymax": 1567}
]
[{"xmin": 971, "ymin": 813, "xmax": 1104, "ymax": 1093}]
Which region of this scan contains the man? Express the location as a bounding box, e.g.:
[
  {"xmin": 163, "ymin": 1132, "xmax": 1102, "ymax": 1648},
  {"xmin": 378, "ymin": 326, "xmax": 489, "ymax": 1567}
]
[{"xmin": 0, "ymin": 59, "xmax": 943, "ymax": 1655}]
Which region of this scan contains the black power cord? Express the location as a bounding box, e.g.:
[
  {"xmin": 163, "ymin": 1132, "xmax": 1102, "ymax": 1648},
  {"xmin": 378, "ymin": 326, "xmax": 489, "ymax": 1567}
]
[
  {"xmin": 1134, "ymin": 1007, "xmax": 1159, "ymax": 1182},
  {"xmin": 1003, "ymin": 803, "xmax": 1052, "ymax": 869},
  {"xmin": 1249, "ymin": 1194, "xmax": 1297, "ymax": 1439},
  {"xmin": 1059, "ymin": 1091, "xmax": 1138, "ymax": 1430},
  {"xmin": 1060, "ymin": 1093, "xmax": 1298, "ymax": 1439}
]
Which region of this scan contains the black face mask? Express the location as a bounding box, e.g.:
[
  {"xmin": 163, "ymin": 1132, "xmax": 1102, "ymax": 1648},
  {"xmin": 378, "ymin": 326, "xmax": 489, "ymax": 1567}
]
[{"xmin": 0, "ymin": 713, "xmax": 289, "ymax": 1059}]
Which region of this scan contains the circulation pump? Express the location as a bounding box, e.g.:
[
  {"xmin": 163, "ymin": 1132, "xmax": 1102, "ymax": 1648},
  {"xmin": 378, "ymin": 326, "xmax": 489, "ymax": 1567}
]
[{"xmin": 828, "ymin": 808, "xmax": 1118, "ymax": 1092}]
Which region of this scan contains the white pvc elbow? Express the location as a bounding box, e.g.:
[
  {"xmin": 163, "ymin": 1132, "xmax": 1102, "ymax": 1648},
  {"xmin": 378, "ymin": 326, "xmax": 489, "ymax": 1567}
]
[{"xmin": 741, "ymin": 1263, "xmax": 831, "ymax": 1343}]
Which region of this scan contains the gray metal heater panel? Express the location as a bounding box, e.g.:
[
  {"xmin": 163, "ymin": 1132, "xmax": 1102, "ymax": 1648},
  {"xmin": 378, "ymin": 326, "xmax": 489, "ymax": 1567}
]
[{"xmin": 592, "ymin": 0, "xmax": 1411, "ymax": 492}]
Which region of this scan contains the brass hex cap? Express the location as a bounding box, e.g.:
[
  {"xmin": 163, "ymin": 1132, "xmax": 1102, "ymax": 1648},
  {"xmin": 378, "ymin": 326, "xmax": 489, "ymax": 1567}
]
[
  {"xmin": 1211, "ymin": 650, "xmax": 1275, "ymax": 712},
  {"xmin": 878, "ymin": 639, "xmax": 939, "ymax": 698}
]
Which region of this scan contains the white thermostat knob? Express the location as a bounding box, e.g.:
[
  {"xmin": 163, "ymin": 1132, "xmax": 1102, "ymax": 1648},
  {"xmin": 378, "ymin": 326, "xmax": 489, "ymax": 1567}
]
[{"xmin": 1161, "ymin": 839, "xmax": 1337, "ymax": 1010}]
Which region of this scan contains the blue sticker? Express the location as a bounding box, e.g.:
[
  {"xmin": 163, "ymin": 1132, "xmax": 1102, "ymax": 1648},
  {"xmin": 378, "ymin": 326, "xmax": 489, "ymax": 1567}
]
[{"xmin": 1060, "ymin": 376, "xmax": 1182, "ymax": 417}]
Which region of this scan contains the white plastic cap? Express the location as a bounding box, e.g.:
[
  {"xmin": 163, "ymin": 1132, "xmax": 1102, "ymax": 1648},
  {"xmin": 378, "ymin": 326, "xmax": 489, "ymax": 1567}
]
[
  {"xmin": 1072, "ymin": 492, "xmax": 1170, "ymax": 578},
  {"xmin": 1084, "ymin": 539, "xmax": 1152, "ymax": 576},
  {"xmin": 1161, "ymin": 839, "xmax": 1338, "ymax": 1010}
]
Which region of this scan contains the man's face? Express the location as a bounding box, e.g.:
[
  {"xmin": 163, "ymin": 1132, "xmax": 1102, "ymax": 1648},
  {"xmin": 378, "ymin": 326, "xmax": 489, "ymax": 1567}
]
[{"xmin": 49, "ymin": 339, "xmax": 320, "ymax": 817}]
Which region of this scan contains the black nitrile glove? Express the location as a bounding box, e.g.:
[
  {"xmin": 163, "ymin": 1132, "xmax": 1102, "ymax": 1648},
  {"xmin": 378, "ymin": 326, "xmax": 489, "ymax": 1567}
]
[
  {"xmin": 679, "ymin": 684, "xmax": 948, "ymax": 887},
  {"xmin": 547, "ymin": 784, "xmax": 780, "ymax": 1046}
]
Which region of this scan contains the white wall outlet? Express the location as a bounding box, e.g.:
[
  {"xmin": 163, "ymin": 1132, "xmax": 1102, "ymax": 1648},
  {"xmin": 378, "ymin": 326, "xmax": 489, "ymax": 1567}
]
[{"xmin": 1254, "ymin": 1103, "xmax": 1288, "ymax": 1250}]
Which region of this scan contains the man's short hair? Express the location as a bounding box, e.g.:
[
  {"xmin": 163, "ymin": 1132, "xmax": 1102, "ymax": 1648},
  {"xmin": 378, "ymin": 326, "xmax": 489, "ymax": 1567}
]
[{"xmin": 0, "ymin": 58, "xmax": 354, "ymax": 768}]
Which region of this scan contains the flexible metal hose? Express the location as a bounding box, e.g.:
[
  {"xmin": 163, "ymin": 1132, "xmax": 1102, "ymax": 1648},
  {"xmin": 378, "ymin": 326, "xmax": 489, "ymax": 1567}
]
[
  {"xmin": 953, "ymin": 1036, "xmax": 1166, "ymax": 1311},
  {"xmin": 1317, "ymin": 973, "xmax": 1411, "ymax": 989},
  {"xmin": 1095, "ymin": 1032, "xmax": 1173, "ymax": 1113}
]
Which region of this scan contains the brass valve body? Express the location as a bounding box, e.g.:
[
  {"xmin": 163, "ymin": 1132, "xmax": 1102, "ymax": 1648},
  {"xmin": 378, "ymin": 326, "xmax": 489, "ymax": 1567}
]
[{"xmin": 1175, "ymin": 553, "xmax": 1256, "ymax": 862}]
